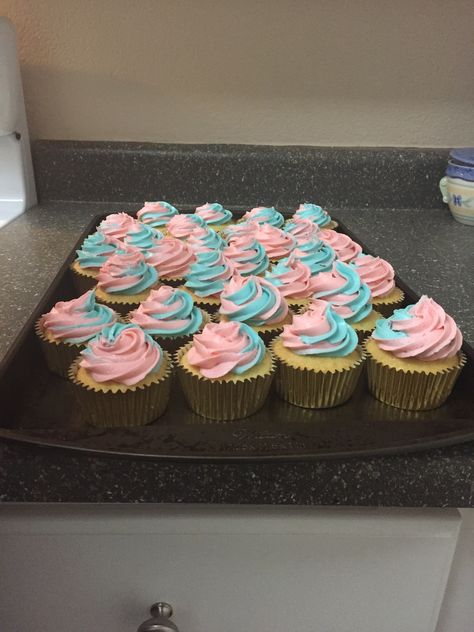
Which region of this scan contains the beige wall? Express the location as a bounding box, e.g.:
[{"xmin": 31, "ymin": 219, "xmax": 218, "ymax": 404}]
[{"xmin": 2, "ymin": 0, "xmax": 474, "ymax": 146}]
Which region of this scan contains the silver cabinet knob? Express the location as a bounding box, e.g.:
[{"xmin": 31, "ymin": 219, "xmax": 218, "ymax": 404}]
[{"xmin": 137, "ymin": 602, "xmax": 180, "ymax": 632}]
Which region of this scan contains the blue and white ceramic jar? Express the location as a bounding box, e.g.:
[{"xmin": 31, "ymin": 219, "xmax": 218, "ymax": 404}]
[{"xmin": 439, "ymin": 148, "xmax": 474, "ymax": 225}]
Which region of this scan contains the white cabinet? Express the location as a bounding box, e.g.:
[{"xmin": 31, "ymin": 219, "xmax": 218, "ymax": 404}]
[{"xmin": 0, "ymin": 505, "xmax": 460, "ymax": 632}]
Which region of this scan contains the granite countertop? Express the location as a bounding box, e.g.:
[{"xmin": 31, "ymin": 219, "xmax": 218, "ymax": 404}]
[{"xmin": 0, "ymin": 201, "xmax": 473, "ymax": 506}]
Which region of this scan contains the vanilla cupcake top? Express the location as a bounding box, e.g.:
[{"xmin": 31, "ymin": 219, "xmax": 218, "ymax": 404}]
[
  {"xmin": 242, "ymin": 206, "xmax": 285, "ymax": 228},
  {"xmin": 136, "ymin": 201, "xmax": 179, "ymax": 227},
  {"xmin": 186, "ymin": 321, "xmax": 265, "ymax": 379},
  {"xmin": 97, "ymin": 250, "xmax": 158, "ymax": 295},
  {"xmin": 372, "ymin": 296, "xmax": 463, "ymax": 361},
  {"xmin": 281, "ymin": 299, "xmax": 358, "ymax": 356},
  {"xmin": 79, "ymin": 323, "xmax": 163, "ymax": 385},
  {"xmin": 40, "ymin": 290, "xmax": 117, "ymax": 344},
  {"xmin": 129, "ymin": 286, "xmax": 203, "ymax": 337},
  {"xmin": 220, "ymin": 275, "xmax": 289, "ymax": 326},
  {"xmin": 195, "ymin": 202, "xmax": 233, "ymax": 226}
]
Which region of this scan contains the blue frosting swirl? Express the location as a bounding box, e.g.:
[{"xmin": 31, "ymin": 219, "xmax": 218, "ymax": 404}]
[
  {"xmin": 220, "ymin": 277, "xmax": 287, "ymax": 326},
  {"xmin": 313, "ymin": 260, "xmax": 372, "ymax": 324},
  {"xmin": 137, "ymin": 201, "xmax": 178, "ymax": 227},
  {"xmin": 184, "ymin": 249, "xmax": 233, "ymax": 297},
  {"xmin": 189, "ymin": 227, "xmax": 225, "ymax": 251},
  {"xmin": 124, "ymin": 224, "xmax": 163, "ymax": 251},
  {"xmin": 293, "ymin": 239, "xmax": 335, "ymax": 274},
  {"xmin": 133, "ymin": 288, "xmax": 203, "ymax": 336},
  {"xmin": 225, "ymin": 238, "xmax": 269, "ymax": 276},
  {"xmin": 373, "ymin": 306, "xmax": 412, "ymax": 340},
  {"xmin": 245, "ymin": 206, "xmax": 284, "ymax": 228},
  {"xmin": 295, "ymin": 203, "xmax": 331, "ymax": 227},
  {"xmin": 102, "ymin": 254, "xmax": 158, "ymax": 295},
  {"xmin": 75, "ymin": 232, "xmax": 120, "ymax": 269}
]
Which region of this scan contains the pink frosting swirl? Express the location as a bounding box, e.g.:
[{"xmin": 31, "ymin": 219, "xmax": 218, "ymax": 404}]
[
  {"xmin": 255, "ymin": 224, "xmax": 296, "ymax": 260},
  {"xmin": 167, "ymin": 214, "xmax": 204, "ymax": 238},
  {"xmin": 186, "ymin": 321, "xmax": 263, "ymax": 379},
  {"xmin": 319, "ymin": 229, "xmax": 362, "ymax": 262},
  {"xmin": 97, "ymin": 213, "xmax": 137, "ymax": 239},
  {"xmin": 224, "ymin": 234, "xmax": 268, "ymax": 275},
  {"xmin": 79, "ymin": 324, "xmax": 162, "ymax": 385},
  {"xmin": 146, "ymin": 237, "xmax": 195, "ymax": 277},
  {"xmin": 372, "ymin": 296, "xmax": 463, "ymax": 361},
  {"xmin": 97, "ymin": 250, "xmax": 156, "ymax": 294},
  {"xmin": 265, "ymin": 254, "xmax": 318, "ymax": 299},
  {"xmin": 352, "ymin": 254, "xmax": 395, "ymax": 298}
]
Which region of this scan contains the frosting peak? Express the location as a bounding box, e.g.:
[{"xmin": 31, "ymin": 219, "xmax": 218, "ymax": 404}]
[
  {"xmin": 281, "ymin": 299, "xmax": 358, "ymax": 356},
  {"xmin": 167, "ymin": 213, "xmax": 205, "ymax": 239},
  {"xmin": 145, "ymin": 237, "xmax": 195, "ymax": 278},
  {"xmin": 372, "ymin": 296, "xmax": 463, "ymax": 361},
  {"xmin": 98, "ymin": 213, "xmax": 137, "ymax": 239},
  {"xmin": 254, "ymin": 224, "xmax": 296, "ymax": 260},
  {"xmin": 187, "ymin": 226, "xmax": 225, "ymax": 253},
  {"xmin": 80, "ymin": 323, "xmax": 163, "ymax": 385},
  {"xmin": 284, "ymin": 218, "xmax": 320, "ymax": 241},
  {"xmin": 294, "ymin": 203, "xmax": 332, "ymax": 228},
  {"xmin": 186, "ymin": 321, "xmax": 265, "ymax": 378},
  {"xmin": 292, "ymin": 237, "xmax": 335, "ymax": 275}
]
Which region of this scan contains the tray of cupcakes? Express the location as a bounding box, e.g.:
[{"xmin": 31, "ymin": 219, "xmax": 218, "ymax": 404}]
[{"xmin": 0, "ymin": 202, "xmax": 472, "ymax": 460}]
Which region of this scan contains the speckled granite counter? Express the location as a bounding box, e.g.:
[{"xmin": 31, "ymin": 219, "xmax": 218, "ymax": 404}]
[{"xmin": 0, "ymin": 201, "xmax": 473, "ymax": 505}]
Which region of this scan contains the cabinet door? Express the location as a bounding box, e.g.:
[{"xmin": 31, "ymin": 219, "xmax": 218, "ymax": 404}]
[{"xmin": 0, "ymin": 505, "xmax": 460, "ymax": 632}]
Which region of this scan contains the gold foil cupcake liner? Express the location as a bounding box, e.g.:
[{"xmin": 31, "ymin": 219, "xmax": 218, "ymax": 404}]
[
  {"xmin": 271, "ymin": 340, "xmax": 366, "ymax": 409},
  {"xmin": 372, "ymin": 290, "xmax": 406, "ymax": 318},
  {"xmin": 175, "ymin": 343, "xmax": 275, "ymax": 421},
  {"xmin": 68, "ymin": 353, "xmax": 172, "ymax": 427},
  {"xmin": 35, "ymin": 318, "xmax": 86, "ymax": 379},
  {"xmin": 69, "ymin": 261, "xmax": 98, "ymax": 294},
  {"xmin": 159, "ymin": 275, "xmax": 186, "ymax": 288},
  {"xmin": 364, "ymin": 343, "xmax": 466, "ymax": 411}
]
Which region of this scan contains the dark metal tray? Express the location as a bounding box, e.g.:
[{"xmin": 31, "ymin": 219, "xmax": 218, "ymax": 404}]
[{"xmin": 0, "ymin": 214, "xmax": 473, "ymax": 461}]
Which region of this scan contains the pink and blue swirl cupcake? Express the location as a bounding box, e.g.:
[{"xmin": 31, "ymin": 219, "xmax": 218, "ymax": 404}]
[
  {"xmin": 167, "ymin": 213, "xmax": 206, "ymax": 239},
  {"xmin": 350, "ymin": 254, "xmax": 404, "ymax": 316},
  {"xmin": 36, "ymin": 289, "xmax": 118, "ymax": 378},
  {"xmin": 129, "ymin": 285, "xmax": 209, "ymax": 353},
  {"xmin": 242, "ymin": 206, "xmax": 285, "ymax": 228},
  {"xmin": 195, "ymin": 202, "xmax": 234, "ymax": 231},
  {"xmin": 272, "ymin": 299, "xmax": 365, "ymax": 408},
  {"xmin": 224, "ymin": 234, "xmax": 269, "ymax": 276},
  {"xmin": 136, "ymin": 201, "xmax": 179, "ymax": 228},
  {"xmin": 293, "ymin": 203, "xmax": 337, "ymax": 229},
  {"xmin": 264, "ymin": 254, "xmax": 318, "ymax": 307},
  {"xmin": 145, "ymin": 237, "xmax": 195, "ymax": 285},
  {"xmin": 187, "ymin": 226, "xmax": 226, "ymax": 253},
  {"xmin": 219, "ymin": 275, "xmax": 291, "ymax": 343},
  {"xmin": 365, "ymin": 296, "xmax": 465, "ymax": 410},
  {"xmin": 69, "ymin": 322, "xmax": 171, "ymax": 426},
  {"xmin": 176, "ymin": 321, "xmax": 275, "ymax": 420},
  {"xmin": 292, "ymin": 237, "xmax": 335, "ymax": 275},
  {"xmin": 71, "ymin": 231, "xmax": 123, "ymax": 293},
  {"xmin": 183, "ymin": 249, "xmax": 234, "ymax": 312}
]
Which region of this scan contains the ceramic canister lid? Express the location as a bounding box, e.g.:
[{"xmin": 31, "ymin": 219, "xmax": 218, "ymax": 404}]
[{"xmin": 449, "ymin": 148, "xmax": 474, "ymax": 167}]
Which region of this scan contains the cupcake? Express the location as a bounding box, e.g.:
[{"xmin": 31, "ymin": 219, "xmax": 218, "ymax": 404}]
[
  {"xmin": 311, "ymin": 260, "xmax": 381, "ymax": 340},
  {"xmin": 291, "ymin": 237, "xmax": 335, "ymax": 274},
  {"xmin": 183, "ymin": 249, "xmax": 234, "ymax": 312},
  {"xmin": 219, "ymin": 275, "xmax": 291, "ymax": 343},
  {"xmin": 254, "ymin": 224, "xmax": 296, "ymax": 261},
  {"xmin": 187, "ymin": 226, "xmax": 225, "ymax": 253},
  {"xmin": 129, "ymin": 286, "xmax": 209, "ymax": 353},
  {"xmin": 69, "ymin": 323, "xmax": 171, "ymax": 427},
  {"xmin": 272, "ymin": 299, "xmax": 365, "ymax": 408},
  {"xmin": 365, "ymin": 296, "xmax": 465, "ymax": 410},
  {"xmin": 264, "ymin": 254, "xmax": 318, "ymax": 308},
  {"xmin": 195, "ymin": 202, "xmax": 233, "ymax": 231},
  {"xmin": 145, "ymin": 237, "xmax": 195, "ymax": 286},
  {"xmin": 36, "ymin": 289, "xmax": 118, "ymax": 378},
  {"xmin": 136, "ymin": 201, "xmax": 178, "ymax": 229},
  {"xmin": 351, "ymin": 254, "xmax": 404, "ymax": 316},
  {"xmin": 123, "ymin": 222, "xmax": 163, "ymax": 251},
  {"xmin": 319, "ymin": 229, "xmax": 362, "ymax": 262},
  {"xmin": 95, "ymin": 249, "xmax": 159, "ymax": 315},
  {"xmin": 283, "ymin": 218, "xmax": 320, "ymax": 241},
  {"xmin": 97, "ymin": 212, "xmax": 137, "ymax": 239},
  {"xmin": 176, "ymin": 321, "xmax": 275, "ymax": 420},
  {"xmin": 167, "ymin": 213, "xmax": 205, "ymax": 239},
  {"xmin": 242, "ymin": 206, "xmax": 285, "ymax": 228},
  {"xmin": 294, "ymin": 203, "xmax": 337, "ymax": 229},
  {"xmin": 224, "ymin": 220, "xmax": 260, "ymax": 240},
  {"xmin": 70, "ymin": 232, "xmax": 122, "ymax": 294},
  {"xmin": 223, "ymin": 234, "xmax": 269, "ymax": 276}
]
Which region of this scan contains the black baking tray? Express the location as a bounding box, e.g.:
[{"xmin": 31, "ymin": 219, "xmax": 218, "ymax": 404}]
[{"xmin": 0, "ymin": 213, "xmax": 473, "ymax": 461}]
